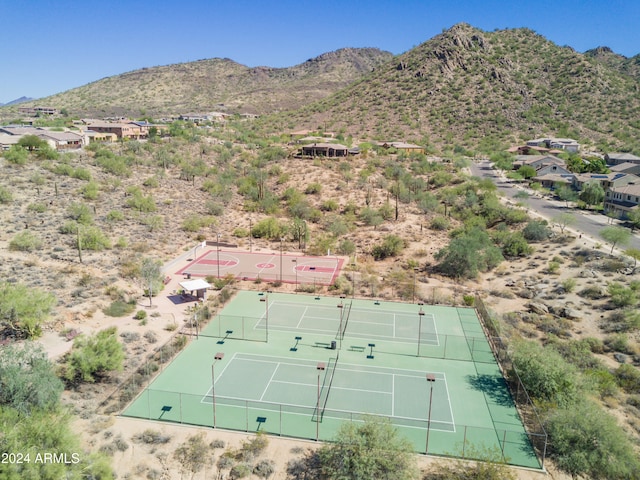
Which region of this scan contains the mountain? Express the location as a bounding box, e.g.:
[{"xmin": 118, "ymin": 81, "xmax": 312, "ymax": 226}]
[
  {"xmin": 585, "ymin": 46, "xmax": 640, "ymax": 81},
  {"xmin": 283, "ymin": 24, "xmax": 640, "ymax": 152},
  {"xmin": 1, "ymin": 96, "xmax": 34, "ymax": 107},
  {"xmin": 14, "ymin": 48, "xmax": 393, "ymax": 118}
]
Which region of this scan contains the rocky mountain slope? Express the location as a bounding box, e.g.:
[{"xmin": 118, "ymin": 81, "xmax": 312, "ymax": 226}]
[{"xmin": 13, "ymin": 48, "xmax": 392, "ymax": 118}]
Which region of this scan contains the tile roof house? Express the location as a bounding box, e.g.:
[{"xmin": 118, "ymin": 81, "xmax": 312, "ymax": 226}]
[
  {"xmin": 86, "ymin": 122, "xmax": 142, "ymax": 140},
  {"xmin": 526, "ymin": 137, "xmax": 580, "ymax": 152},
  {"xmin": 605, "ymin": 152, "xmax": 640, "ymax": 166},
  {"xmin": 604, "ymin": 184, "xmax": 640, "ymax": 218},
  {"xmin": 301, "ymin": 143, "xmax": 348, "ymax": 158},
  {"xmin": 572, "ymin": 173, "xmax": 640, "ymax": 191},
  {"xmin": 513, "ymin": 155, "xmax": 566, "ymax": 170},
  {"xmin": 609, "ymin": 163, "xmax": 640, "ymax": 175},
  {"xmin": 377, "ymin": 141, "xmax": 425, "ymax": 154}
]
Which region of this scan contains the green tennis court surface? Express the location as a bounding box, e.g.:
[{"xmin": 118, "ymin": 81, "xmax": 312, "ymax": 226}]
[{"xmin": 122, "ymin": 291, "xmax": 542, "ymax": 469}]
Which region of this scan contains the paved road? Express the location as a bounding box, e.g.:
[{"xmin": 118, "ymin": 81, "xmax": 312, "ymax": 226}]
[{"xmin": 469, "ymin": 160, "xmax": 640, "ymax": 251}]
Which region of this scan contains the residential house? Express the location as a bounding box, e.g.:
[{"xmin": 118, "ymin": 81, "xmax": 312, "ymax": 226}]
[
  {"xmin": 605, "ymin": 152, "xmax": 640, "ymax": 166},
  {"xmin": 84, "ymin": 130, "xmax": 117, "ymax": 144},
  {"xmin": 572, "ymin": 172, "xmax": 639, "ymax": 191},
  {"xmin": 604, "ymin": 184, "xmax": 640, "ymax": 218},
  {"xmin": 301, "ymin": 143, "xmax": 348, "ymax": 158},
  {"xmin": 0, "ymin": 133, "xmax": 21, "ymax": 151},
  {"xmin": 179, "ymin": 112, "xmax": 227, "ymax": 123},
  {"xmin": 526, "ymin": 137, "xmax": 580, "ymax": 152},
  {"xmin": 377, "ymin": 141, "xmax": 425, "ymax": 154},
  {"xmin": 85, "ymin": 122, "xmax": 142, "ymax": 140},
  {"xmin": 0, "ymin": 125, "xmax": 43, "ymax": 136},
  {"xmin": 609, "ymin": 162, "xmax": 640, "ymax": 176},
  {"xmin": 532, "ymin": 173, "xmax": 574, "ymax": 189},
  {"xmin": 513, "ymin": 155, "xmax": 566, "ymax": 170},
  {"xmin": 17, "ymin": 106, "xmax": 58, "ymax": 116},
  {"xmin": 38, "ymin": 131, "xmax": 84, "ymax": 150}
]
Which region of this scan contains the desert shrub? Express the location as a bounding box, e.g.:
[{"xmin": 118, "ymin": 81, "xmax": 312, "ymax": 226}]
[
  {"xmin": 144, "ymin": 331, "xmax": 158, "ymax": 343},
  {"xmin": 578, "ymin": 285, "xmax": 606, "ymax": 300},
  {"xmin": 72, "ymin": 167, "xmax": 92, "ymax": 181},
  {"xmin": 510, "ymin": 340, "xmax": 581, "ymax": 409},
  {"xmin": 134, "ymin": 310, "xmax": 147, "ymax": 320},
  {"xmin": 561, "ymin": 278, "xmax": 577, "ymax": 293},
  {"xmin": 0, "ymin": 282, "xmax": 56, "ymax": 339},
  {"xmin": 430, "ymin": 216, "xmax": 450, "ymax": 231},
  {"xmin": 79, "ymin": 226, "xmax": 112, "ymax": 250},
  {"xmin": 522, "ymin": 220, "xmax": 552, "ymax": 242},
  {"xmin": 321, "ymin": 199, "xmax": 339, "ymax": 211},
  {"xmin": 604, "ymin": 333, "xmax": 635, "ymax": 355},
  {"xmin": 105, "ymin": 211, "xmax": 124, "ymax": 223},
  {"xmin": 229, "ymin": 463, "xmax": 252, "ymax": 479},
  {"xmin": 142, "ymin": 176, "xmax": 159, "ymax": 188},
  {"xmin": 68, "ymin": 202, "xmax": 94, "ymax": 224},
  {"xmin": 251, "ymin": 217, "xmax": 286, "ymax": 240},
  {"xmin": 435, "ymin": 227, "xmax": 504, "ymax": 279},
  {"xmin": 103, "ymin": 300, "xmax": 136, "ymax": 317},
  {"xmin": 607, "ymin": 282, "xmax": 639, "ymax": 307},
  {"xmin": 253, "ymin": 460, "xmax": 275, "ymax": 479},
  {"xmin": 182, "ymin": 214, "xmax": 215, "ymax": 232},
  {"xmin": 205, "ymin": 200, "xmax": 224, "ymax": 216},
  {"xmin": 210, "ymin": 439, "xmax": 225, "ymax": 449},
  {"xmin": 305, "ymin": 182, "xmax": 322, "ymax": 194},
  {"xmin": 127, "ymin": 191, "xmax": 156, "ymax": 212},
  {"xmin": 545, "ymin": 400, "xmax": 640, "ymax": 479},
  {"xmin": 120, "ymin": 331, "xmax": 140, "ymax": 343},
  {"xmin": 27, "ymin": 202, "xmax": 47, "ymax": 213},
  {"xmin": 372, "ymin": 235, "xmax": 404, "ymax": 260},
  {"xmin": 0, "ymin": 186, "xmax": 14, "ymax": 204},
  {"xmin": 62, "ymin": 327, "xmax": 125, "ymax": 384},
  {"xmin": 132, "ymin": 429, "xmax": 171, "ymax": 445},
  {"xmin": 9, "ymin": 231, "xmax": 43, "ymax": 252},
  {"xmin": 81, "ymin": 180, "xmax": 99, "ymax": 200},
  {"xmin": 614, "ymin": 364, "xmax": 640, "ymax": 393}
]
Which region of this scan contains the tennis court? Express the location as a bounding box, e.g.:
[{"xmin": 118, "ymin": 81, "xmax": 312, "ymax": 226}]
[{"xmin": 122, "ymin": 291, "xmax": 543, "ymax": 469}]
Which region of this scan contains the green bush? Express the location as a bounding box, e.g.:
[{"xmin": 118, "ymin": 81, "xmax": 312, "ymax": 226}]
[
  {"xmin": 103, "ymin": 300, "xmax": 136, "ymax": 317},
  {"xmin": 106, "ymin": 210, "xmax": 124, "ymax": 222},
  {"xmin": 181, "ymin": 214, "xmax": 215, "ymax": 232},
  {"xmin": 9, "ymin": 231, "xmax": 43, "ymax": 252},
  {"xmin": 63, "ymin": 327, "xmax": 125, "ymax": 384},
  {"xmin": 0, "ymin": 186, "xmax": 13, "ymax": 204},
  {"xmin": 79, "ymin": 226, "xmax": 112, "ymax": 251},
  {"xmin": 614, "ymin": 364, "xmax": 640, "ymax": 393},
  {"xmin": 134, "ymin": 310, "xmax": 147, "ymax": 321},
  {"xmin": 372, "ymin": 235, "xmax": 404, "ymax": 260},
  {"xmin": 430, "ymin": 216, "xmax": 450, "ymax": 231},
  {"xmin": 27, "ymin": 202, "xmax": 47, "ymax": 213},
  {"xmin": 546, "ymin": 400, "xmax": 640, "ymax": 479}
]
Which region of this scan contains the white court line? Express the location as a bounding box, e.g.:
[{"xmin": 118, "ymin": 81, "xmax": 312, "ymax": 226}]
[
  {"xmin": 271, "ymin": 379, "xmax": 391, "ymax": 396},
  {"xmin": 257, "ymin": 255, "xmax": 277, "ymax": 275},
  {"xmin": 392, "ymin": 374, "xmax": 395, "ymax": 416},
  {"xmin": 393, "ymin": 314, "xmax": 396, "ymax": 337},
  {"xmin": 199, "ymin": 352, "xmax": 239, "ymax": 404},
  {"xmin": 296, "ymin": 306, "xmax": 309, "ymax": 329},
  {"xmin": 260, "ymin": 363, "xmax": 280, "ymax": 401}
]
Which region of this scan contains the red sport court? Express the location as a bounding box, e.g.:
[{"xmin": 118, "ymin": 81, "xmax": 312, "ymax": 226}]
[{"xmin": 175, "ymin": 249, "xmax": 344, "ymax": 286}]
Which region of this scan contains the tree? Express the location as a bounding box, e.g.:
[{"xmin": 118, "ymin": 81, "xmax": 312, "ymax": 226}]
[
  {"xmin": 552, "ymin": 212, "xmax": 576, "ymax": 235},
  {"xmin": 317, "ymin": 417, "xmax": 418, "ymax": 480},
  {"xmin": 579, "ymin": 181, "xmax": 605, "ymax": 209},
  {"xmin": 510, "ymin": 340, "xmax": 581, "ymax": 409},
  {"xmin": 624, "ymin": 248, "xmax": 640, "ymax": 268},
  {"xmin": 522, "ymin": 220, "xmax": 552, "ymax": 242},
  {"xmin": 435, "ymin": 227, "xmax": 504, "ymax": 279},
  {"xmin": 517, "ymin": 165, "xmax": 536, "ymax": 179},
  {"xmin": 600, "ymin": 226, "xmax": 631, "ymax": 254},
  {"xmin": 139, "ymin": 257, "xmax": 163, "ymax": 307},
  {"xmin": 62, "ymin": 327, "xmax": 125, "ymax": 384},
  {"xmin": 0, "ymin": 282, "xmax": 56, "ymax": 339},
  {"xmin": 546, "ymin": 400, "xmax": 640, "ymax": 479},
  {"xmin": 174, "ymin": 432, "xmax": 209, "ymax": 479},
  {"xmin": 290, "ymin": 217, "xmax": 309, "ymax": 249},
  {"xmin": 625, "ymin": 206, "xmax": 640, "ymax": 231},
  {"xmin": 555, "ymin": 184, "xmax": 578, "ymax": 207},
  {"xmin": 0, "ymin": 342, "xmax": 63, "ymax": 414}
]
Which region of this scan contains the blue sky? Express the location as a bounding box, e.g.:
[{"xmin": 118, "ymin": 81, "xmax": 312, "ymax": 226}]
[{"xmin": 1, "ymin": 0, "xmax": 638, "ymax": 104}]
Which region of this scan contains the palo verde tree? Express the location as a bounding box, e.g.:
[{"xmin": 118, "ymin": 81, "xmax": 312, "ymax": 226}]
[
  {"xmin": 317, "ymin": 417, "xmax": 418, "ymax": 480},
  {"xmin": 62, "ymin": 327, "xmax": 125, "ymax": 384},
  {"xmin": 139, "ymin": 257, "xmax": 164, "ymax": 306},
  {"xmin": 600, "ymin": 226, "xmax": 632, "ymax": 254},
  {"xmin": 579, "ymin": 181, "xmax": 605, "ymax": 209},
  {"xmin": 0, "ymin": 282, "xmax": 56, "ymax": 339}
]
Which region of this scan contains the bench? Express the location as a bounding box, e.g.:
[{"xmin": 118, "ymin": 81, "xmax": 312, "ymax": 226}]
[{"xmin": 349, "ymin": 345, "xmax": 365, "ymax": 352}]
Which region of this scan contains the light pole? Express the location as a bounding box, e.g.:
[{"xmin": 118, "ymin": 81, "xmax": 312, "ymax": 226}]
[
  {"xmin": 337, "ymin": 298, "xmax": 344, "ymax": 345},
  {"xmin": 292, "ymin": 259, "xmax": 298, "ymax": 293},
  {"xmin": 259, "ymin": 292, "xmax": 269, "ymax": 342},
  {"xmin": 279, "ymin": 237, "xmax": 284, "ymax": 283},
  {"xmin": 212, "ymin": 352, "xmax": 224, "ymax": 428},
  {"xmin": 417, "ymin": 306, "xmax": 425, "ymax": 357},
  {"xmin": 316, "ymin": 362, "xmax": 326, "ymax": 441},
  {"xmin": 216, "ymin": 232, "xmax": 221, "ymax": 279},
  {"xmin": 425, "ymin": 373, "xmax": 436, "ymax": 454}
]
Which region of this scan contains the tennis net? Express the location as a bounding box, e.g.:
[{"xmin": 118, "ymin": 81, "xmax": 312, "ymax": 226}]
[
  {"xmin": 316, "ymin": 353, "xmax": 339, "ymax": 420},
  {"xmin": 340, "ymin": 301, "xmax": 353, "ymax": 339}
]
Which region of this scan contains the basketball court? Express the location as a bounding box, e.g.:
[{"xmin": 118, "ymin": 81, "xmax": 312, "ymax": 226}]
[{"xmin": 175, "ymin": 248, "xmax": 343, "ymax": 286}]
